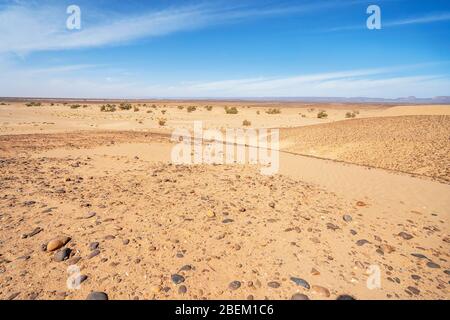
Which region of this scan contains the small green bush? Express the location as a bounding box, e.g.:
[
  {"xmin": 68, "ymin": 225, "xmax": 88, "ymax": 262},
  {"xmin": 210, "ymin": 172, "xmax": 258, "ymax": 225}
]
[
  {"xmin": 317, "ymin": 110, "xmax": 328, "ymax": 119},
  {"xmin": 187, "ymin": 106, "xmax": 197, "ymax": 113},
  {"xmin": 266, "ymin": 108, "xmax": 281, "ymax": 115},
  {"xmin": 204, "ymin": 105, "xmax": 213, "ymax": 111},
  {"xmin": 158, "ymin": 118, "xmax": 167, "ymax": 126},
  {"xmin": 100, "ymin": 104, "xmax": 116, "ymax": 112},
  {"xmin": 225, "ymin": 106, "xmax": 238, "ymax": 114}
]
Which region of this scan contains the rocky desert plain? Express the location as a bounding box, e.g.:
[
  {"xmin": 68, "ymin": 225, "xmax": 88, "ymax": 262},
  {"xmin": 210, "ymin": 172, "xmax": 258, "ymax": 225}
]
[{"xmin": 0, "ymin": 99, "xmax": 449, "ymax": 300}]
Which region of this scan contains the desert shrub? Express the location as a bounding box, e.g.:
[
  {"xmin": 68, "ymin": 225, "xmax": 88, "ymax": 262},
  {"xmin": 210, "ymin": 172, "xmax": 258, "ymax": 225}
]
[
  {"xmin": 177, "ymin": 105, "xmax": 184, "ymax": 110},
  {"xmin": 187, "ymin": 106, "xmax": 197, "ymax": 113},
  {"xmin": 158, "ymin": 118, "xmax": 167, "ymax": 126},
  {"xmin": 151, "ymin": 104, "xmax": 157, "ymax": 109},
  {"xmin": 147, "ymin": 110, "xmax": 153, "ymax": 114},
  {"xmin": 119, "ymin": 103, "xmax": 132, "ymax": 110},
  {"xmin": 317, "ymin": 110, "xmax": 328, "ymax": 119},
  {"xmin": 134, "ymin": 106, "xmax": 140, "ymax": 112},
  {"xmin": 161, "ymin": 110, "xmax": 167, "ymax": 114},
  {"xmin": 70, "ymin": 104, "xmax": 81, "ymax": 109},
  {"xmin": 256, "ymin": 111, "xmax": 260, "ymax": 115},
  {"xmin": 204, "ymin": 105, "xmax": 213, "ymax": 111},
  {"xmin": 266, "ymin": 108, "xmax": 281, "ymax": 115},
  {"xmin": 224, "ymin": 106, "xmax": 238, "ymax": 114},
  {"xmin": 100, "ymin": 104, "xmax": 116, "ymax": 112},
  {"xmin": 243, "ymin": 120, "xmax": 251, "ymax": 126},
  {"xmin": 25, "ymin": 102, "xmax": 42, "ymax": 107},
  {"xmin": 345, "ymin": 112, "xmax": 356, "ymax": 118}
]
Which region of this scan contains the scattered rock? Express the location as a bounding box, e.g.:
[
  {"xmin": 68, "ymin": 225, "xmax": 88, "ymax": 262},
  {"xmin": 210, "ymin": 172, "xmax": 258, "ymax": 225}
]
[
  {"xmin": 86, "ymin": 292, "xmax": 108, "ymax": 300},
  {"xmin": 21, "ymin": 227, "xmax": 43, "ymax": 239},
  {"xmin": 47, "ymin": 236, "xmax": 71, "ymax": 252},
  {"xmin": 88, "ymin": 249, "xmax": 100, "ymax": 259},
  {"xmin": 291, "ymin": 293, "xmax": 309, "ymax": 300},
  {"xmin": 122, "ymin": 239, "xmax": 130, "ymax": 245},
  {"xmin": 53, "ymin": 248, "xmax": 71, "ymax": 262},
  {"xmin": 407, "ymin": 286, "xmax": 420, "ymax": 295},
  {"xmin": 267, "ymin": 281, "xmax": 281, "ymax": 288},
  {"xmin": 229, "ymin": 281, "xmax": 241, "ymax": 291},
  {"xmin": 81, "ymin": 212, "xmax": 96, "ymax": 219},
  {"xmin": 398, "ymin": 232, "xmax": 413, "ymax": 240},
  {"xmin": 222, "ymin": 219, "xmax": 234, "ymax": 224},
  {"xmin": 311, "ymin": 285, "xmax": 330, "ymax": 298},
  {"xmin": 89, "ymin": 242, "xmax": 99, "ymax": 250},
  {"xmin": 426, "ymin": 261, "xmax": 440, "ymax": 269},
  {"xmin": 326, "ymin": 223, "xmax": 339, "ymax": 231},
  {"xmin": 290, "ymin": 277, "xmax": 310, "ymax": 289},
  {"xmin": 171, "ymin": 274, "xmax": 185, "ymax": 285},
  {"xmin": 311, "ymin": 268, "xmax": 320, "ymax": 276},
  {"xmin": 7, "ymin": 292, "xmax": 20, "ymax": 300},
  {"xmin": 356, "ymin": 239, "xmax": 370, "ymax": 246},
  {"xmin": 343, "ymin": 215, "xmax": 352, "ymax": 222},
  {"xmin": 178, "ymin": 285, "xmax": 187, "ymax": 294},
  {"xmin": 356, "ymin": 201, "xmax": 366, "ymax": 207},
  {"xmin": 336, "ymin": 294, "xmax": 356, "ymax": 300}
]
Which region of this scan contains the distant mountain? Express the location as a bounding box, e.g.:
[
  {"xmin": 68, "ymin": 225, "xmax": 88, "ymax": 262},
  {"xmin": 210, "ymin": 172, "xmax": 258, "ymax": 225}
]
[{"xmin": 245, "ymin": 96, "xmax": 450, "ymax": 104}]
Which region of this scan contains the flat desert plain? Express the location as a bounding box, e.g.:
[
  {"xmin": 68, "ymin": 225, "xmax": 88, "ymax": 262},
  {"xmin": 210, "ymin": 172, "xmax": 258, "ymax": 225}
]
[{"xmin": 0, "ymin": 100, "xmax": 449, "ymax": 300}]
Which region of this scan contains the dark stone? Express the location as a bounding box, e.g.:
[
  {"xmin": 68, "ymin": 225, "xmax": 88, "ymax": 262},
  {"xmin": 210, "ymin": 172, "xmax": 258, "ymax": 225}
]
[
  {"xmin": 86, "ymin": 292, "xmax": 108, "ymax": 300},
  {"xmin": 398, "ymin": 232, "xmax": 413, "ymax": 240},
  {"xmin": 426, "ymin": 261, "xmax": 440, "ymax": 269},
  {"xmin": 178, "ymin": 285, "xmax": 187, "ymax": 294},
  {"xmin": 228, "ymin": 281, "xmax": 241, "ymax": 290},
  {"xmin": 267, "ymin": 281, "xmax": 281, "ymax": 288},
  {"xmin": 336, "ymin": 294, "xmax": 356, "ymax": 300},
  {"xmin": 89, "ymin": 242, "xmax": 100, "ymax": 250},
  {"xmin": 222, "ymin": 219, "xmax": 234, "ymax": 224},
  {"xmin": 171, "ymin": 274, "xmax": 185, "ymax": 285},
  {"xmin": 290, "ymin": 277, "xmax": 310, "ymax": 289},
  {"xmin": 356, "ymin": 239, "xmax": 370, "ymax": 246},
  {"xmin": 179, "ymin": 265, "xmax": 193, "ymax": 272},
  {"xmin": 54, "ymin": 248, "xmax": 71, "ymax": 262},
  {"xmin": 411, "ymin": 253, "xmax": 428, "ymax": 260},
  {"xmin": 343, "ymin": 215, "xmax": 352, "ymax": 222},
  {"xmin": 407, "ymin": 286, "xmax": 420, "ymax": 295},
  {"xmin": 326, "ymin": 223, "xmax": 339, "ymax": 231},
  {"xmin": 88, "ymin": 249, "xmax": 100, "ymax": 259}
]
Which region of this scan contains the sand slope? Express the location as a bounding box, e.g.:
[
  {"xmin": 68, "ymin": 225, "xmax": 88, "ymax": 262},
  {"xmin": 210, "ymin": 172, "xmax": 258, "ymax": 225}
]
[{"xmin": 281, "ymin": 115, "xmax": 450, "ymax": 183}]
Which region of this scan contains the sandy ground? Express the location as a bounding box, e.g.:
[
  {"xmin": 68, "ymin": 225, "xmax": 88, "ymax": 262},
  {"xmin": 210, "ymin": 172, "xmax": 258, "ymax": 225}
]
[
  {"xmin": 0, "ymin": 101, "xmax": 449, "ymax": 300},
  {"xmin": 281, "ymin": 115, "xmax": 450, "ymax": 183}
]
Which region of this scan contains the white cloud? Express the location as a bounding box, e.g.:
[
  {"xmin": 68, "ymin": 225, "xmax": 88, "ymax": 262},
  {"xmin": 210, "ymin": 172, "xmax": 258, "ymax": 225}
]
[
  {"xmin": 1, "ymin": 63, "xmax": 448, "ymax": 99},
  {"xmin": 0, "ymin": 1, "xmax": 361, "ymax": 55}
]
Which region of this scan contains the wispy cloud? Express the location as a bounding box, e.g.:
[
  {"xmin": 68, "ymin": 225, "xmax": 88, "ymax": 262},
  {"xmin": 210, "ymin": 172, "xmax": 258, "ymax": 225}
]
[
  {"xmin": 326, "ymin": 11, "xmax": 450, "ymax": 32},
  {"xmin": 1, "ymin": 62, "xmax": 448, "ymax": 99},
  {"xmin": 0, "ymin": 1, "xmax": 362, "ymax": 54}
]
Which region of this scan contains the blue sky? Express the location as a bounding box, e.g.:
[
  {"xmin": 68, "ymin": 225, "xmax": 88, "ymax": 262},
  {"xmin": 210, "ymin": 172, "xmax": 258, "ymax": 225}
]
[{"xmin": 0, "ymin": 0, "xmax": 449, "ymax": 98}]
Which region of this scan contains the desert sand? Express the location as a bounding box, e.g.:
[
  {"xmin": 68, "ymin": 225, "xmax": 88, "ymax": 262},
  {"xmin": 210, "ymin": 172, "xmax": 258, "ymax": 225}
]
[{"xmin": 0, "ymin": 101, "xmax": 449, "ymax": 300}]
